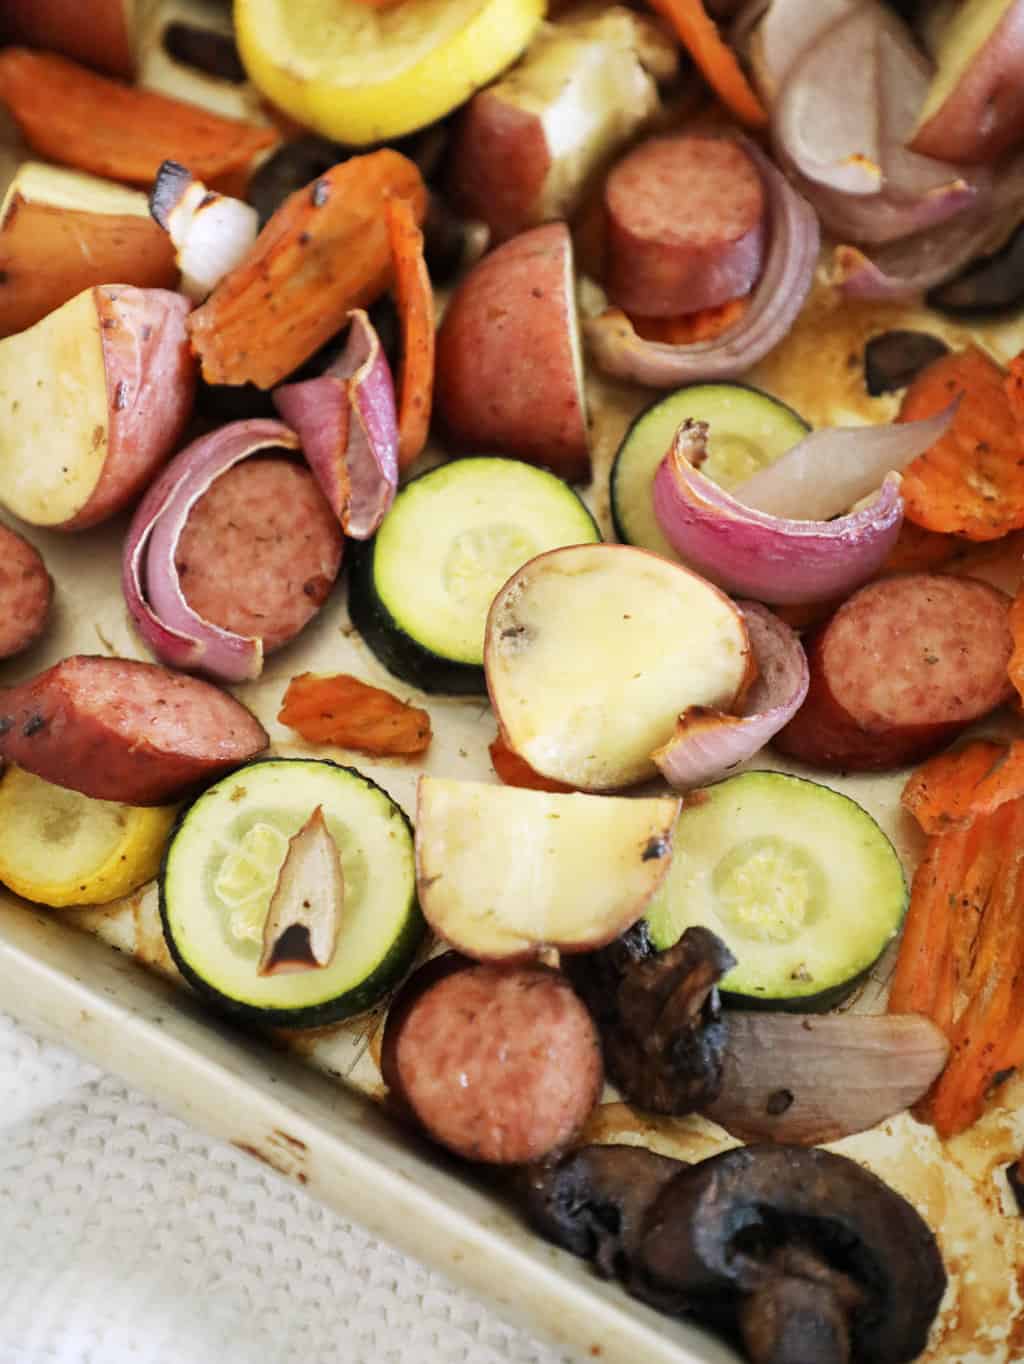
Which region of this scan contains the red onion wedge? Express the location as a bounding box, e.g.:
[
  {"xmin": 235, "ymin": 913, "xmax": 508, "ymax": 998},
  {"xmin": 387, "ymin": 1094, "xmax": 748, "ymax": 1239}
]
[
  {"xmin": 122, "ymin": 419, "xmax": 300, "ymax": 683},
  {"xmin": 653, "ymin": 601, "xmax": 808, "ymax": 790},
  {"xmin": 149, "ymin": 160, "xmax": 259, "ymax": 304},
  {"xmin": 273, "ymin": 310, "xmax": 399, "ymax": 540},
  {"xmin": 652, "ymin": 420, "xmax": 904, "ymax": 604},
  {"xmin": 742, "ymin": 0, "xmax": 858, "ymax": 100},
  {"xmin": 733, "ymin": 402, "xmax": 957, "ymax": 519},
  {"xmin": 584, "ymin": 143, "xmax": 818, "ymax": 388},
  {"xmin": 774, "ymin": 3, "xmax": 984, "ymax": 244}
]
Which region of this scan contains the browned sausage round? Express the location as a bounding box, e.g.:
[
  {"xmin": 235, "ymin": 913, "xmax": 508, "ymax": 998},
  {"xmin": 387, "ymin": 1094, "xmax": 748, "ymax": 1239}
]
[
  {"xmin": 0, "ymin": 655, "xmax": 269, "ymax": 804},
  {"xmin": 603, "ymin": 135, "xmax": 766, "ymax": 318},
  {"xmin": 174, "ymin": 458, "xmax": 343, "ymax": 653},
  {"xmin": 0, "ymin": 522, "xmax": 52, "ymax": 659},
  {"xmin": 384, "ymin": 960, "xmax": 603, "ymax": 1165},
  {"xmin": 774, "ymin": 573, "xmax": 1014, "ymax": 772}
]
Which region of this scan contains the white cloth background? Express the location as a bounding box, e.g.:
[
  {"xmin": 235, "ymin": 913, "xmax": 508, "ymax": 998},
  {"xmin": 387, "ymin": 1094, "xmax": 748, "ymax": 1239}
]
[{"xmin": 0, "ymin": 1011, "xmax": 577, "ymax": 1364}]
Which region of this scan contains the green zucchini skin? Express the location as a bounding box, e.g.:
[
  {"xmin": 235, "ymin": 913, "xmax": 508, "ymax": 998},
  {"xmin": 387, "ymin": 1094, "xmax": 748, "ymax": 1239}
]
[
  {"xmin": 719, "ymin": 961, "xmax": 878, "ymax": 1014},
  {"xmin": 347, "ymin": 538, "xmax": 487, "ymax": 695},
  {"xmin": 348, "ymin": 457, "xmax": 600, "ymax": 695},
  {"xmin": 158, "ymin": 758, "xmax": 426, "ymax": 1030}
]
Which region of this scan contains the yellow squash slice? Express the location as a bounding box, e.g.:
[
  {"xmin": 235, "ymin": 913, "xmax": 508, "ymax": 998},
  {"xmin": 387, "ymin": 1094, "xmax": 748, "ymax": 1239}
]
[
  {"xmin": 234, "ymin": 0, "xmax": 545, "ymax": 145},
  {"xmin": 0, "ymin": 766, "xmax": 177, "ymax": 908}
]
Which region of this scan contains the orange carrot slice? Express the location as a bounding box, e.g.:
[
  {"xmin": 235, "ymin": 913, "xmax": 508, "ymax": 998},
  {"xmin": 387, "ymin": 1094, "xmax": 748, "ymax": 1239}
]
[
  {"xmin": 0, "ymin": 48, "xmax": 277, "ymax": 188},
  {"xmin": 279, "ymin": 672, "xmax": 431, "ymax": 757},
  {"xmin": 899, "ymin": 346, "xmax": 1024, "ymax": 541},
  {"xmin": 629, "ymin": 297, "xmax": 750, "ymax": 346},
  {"xmin": 901, "ymin": 740, "xmax": 1007, "ymax": 835},
  {"xmin": 489, "ymin": 736, "xmax": 575, "ymax": 793},
  {"xmin": 641, "ymin": 0, "xmax": 767, "ymax": 128},
  {"xmin": 188, "ymin": 150, "xmax": 427, "ymax": 389},
  {"xmin": 1010, "ymin": 586, "xmax": 1024, "ymax": 706},
  {"xmin": 888, "ymin": 827, "xmax": 973, "ymax": 1021},
  {"xmin": 387, "ymin": 195, "xmax": 435, "ymax": 470}
]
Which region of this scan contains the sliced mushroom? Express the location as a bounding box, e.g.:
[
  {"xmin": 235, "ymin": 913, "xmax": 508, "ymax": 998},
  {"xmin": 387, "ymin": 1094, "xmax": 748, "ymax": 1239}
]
[
  {"xmin": 258, "ymin": 806, "xmax": 344, "ymax": 976},
  {"xmin": 633, "ymin": 1145, "xmax": 946, "ymax": 1364},
  {"xmin": 565, "ymin": 925, "xmax": 736, "ymax": 1115},
  {"xmin": 518, "ymin": 1144, "xmax": 687, "ymax": 1279},
  {"xmin": 863, "ymin": 330, "xmax": 949, "ymax": 396},
  {"xmin": 927, "ymin": 221, "xmax": 1024, "ymax": 316}
]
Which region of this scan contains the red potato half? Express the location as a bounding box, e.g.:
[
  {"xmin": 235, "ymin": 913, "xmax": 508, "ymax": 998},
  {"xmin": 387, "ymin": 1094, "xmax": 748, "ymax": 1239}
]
[
  {"xmin": 485, "ymin": 543, "xmax": 754, "ymax": 790},
  {"xmin": 434, "ymin": 222, "xmax": 590, "ymax": 482},
  {"xmin": 0, "ymin": 0, "xmax": 136, "ymax": 79},
  {"xmin": 415, "ymin": 775, "xmax": 680, "ymax": 961},
  {"xmin": 0, "ymin": 284, "xmax": 195, "ymax": 530},
  {"xmin": 447, "ymin": 7, "xmax": 672, "ymax": 244},
  {"xmin": 0, "ymin": 162, "xmax": 177, "ymax": 339},
  {"xmin": 910, "ymin": 0, "xmax": 1024, "ymax": 163}
]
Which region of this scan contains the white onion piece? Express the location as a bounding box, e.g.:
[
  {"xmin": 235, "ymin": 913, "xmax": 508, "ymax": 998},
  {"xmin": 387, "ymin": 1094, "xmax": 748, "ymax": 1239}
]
[
  {"xmin": 584, "ymin": 143, "xmax": 819, "ymax": 388},
  {"xmin": 149, "ymin": 159, "xmax": 259, "ymax": 303},
  {"xmin": 273, "ymin": 310, "xmax": 398, "ymax": 539},
  {"xmin": 734, "ymin": 403, "xmax": 957, "ymax": 519},
  {"xmin": 122, "ymin": 419, "xmax": 300, "ymax": 682},
  {"xmin": 652, "ymin": 420, "xmax": 904, "ymax": 604},
  {"xmin": 652, "ymin": 601, "xmax": 808, "ymax": 790}
]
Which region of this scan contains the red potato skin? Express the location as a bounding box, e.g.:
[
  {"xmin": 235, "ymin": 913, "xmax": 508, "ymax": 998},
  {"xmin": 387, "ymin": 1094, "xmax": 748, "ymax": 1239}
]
[
  {"xmin": 383, "ymin": 960, "xmax": 603, "ymax": 1165},
  {"xmin": 0, "ymin": 0, "xmax": 134, "ymax": 79},
  {"xmin": 447, "ymin": 91, "xmax": 552, "ymax": 244},
  {"xmin": 435, "ymin": 222, "xmax": 590, "ymax": 483},
  {"xmin": 604, "ymin": 135, "xmax": 765, "ymax": 318},
  {"xmin": 910, "ymin": 1, "xmax": 1024, "ymax": 164},
  {"xmin": 0, "ymin": 655, "xmax": 269, "ymax": 804},
  {"xmin": 775, "ymin": 573, "xmax": 1014, "ymax": 772},
  {"xmin": 63, "ymin": 286, "xmax": 197, "ymax": 531},
  {"xmin": 175, "ymin": 458, "xmax": 343, "ymax": 653},
  {"xmin": 0, "ymin": 523, "xmax": 52, "ymax": 660}
]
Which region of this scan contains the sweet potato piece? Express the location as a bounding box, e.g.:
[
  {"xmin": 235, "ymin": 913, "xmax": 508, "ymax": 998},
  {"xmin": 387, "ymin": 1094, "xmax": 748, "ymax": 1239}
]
[
  {"xmin": 899, "ymin": 346, "xmax": 1024, "ymax": 541},
  {"xmin": 901, "ymin": 740, "xmax": 1007, "ymax": 835},
  {"xmin": 279, "ymin": 672, "xmax": 431, "ymax": 757},
  {"xmin": 628, "ymin": 297, "xmax": 749, "ymax": 345},
  {"xmin": 387, "ymin": 195, "xmax": 434, "ymax": 471},
  {"xmin": 0, "ymin": 49, "xmax": 278, "ymax": 189},
  {"xmin": 489, "ymin": 736, "xmax": 575, "ymax": 793},
  {"xmin": 189, "ymin": 151, "xmax": 427, "ymax": 389}
]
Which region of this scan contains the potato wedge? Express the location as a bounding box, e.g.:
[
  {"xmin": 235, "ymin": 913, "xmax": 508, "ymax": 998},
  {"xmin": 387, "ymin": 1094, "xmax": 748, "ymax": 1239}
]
[
  {"xmin": 486, "ymin": 543, "xmax": 753, "ymax": 790},
  {"xmin": 0, "ymin": 162, "xmax": 177, "ymax": 337},
  {"xmin": 0, "ymin": 285, "xmax": 195, "ymax": 529},
  {"xmin": 416, "ymin": 776, "xmax": 680, "ymax": 960}
]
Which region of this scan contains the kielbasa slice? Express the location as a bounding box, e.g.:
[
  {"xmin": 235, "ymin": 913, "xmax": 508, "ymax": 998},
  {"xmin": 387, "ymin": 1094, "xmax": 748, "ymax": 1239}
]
[
  {"xmin": 174, "ymin": 458, "xmax": 343, "ymax": 653},
  {"xmin": 775, "ymin": 573, "xmax": 1014, "ymax": 772},
  {"xmin": 604, "ymin": 135, "xmax": 766, "ymax": 318},
  {"xmin": 384, "ymin": 959, "xmax": 603, "ymax": 1165},
  {"xmin": 0, "ymin": 655, "xmax": 268, "ymax": 804},
  {"xmin": 0, "ymin": 523, "xmax": 52, "ymax": 659}
]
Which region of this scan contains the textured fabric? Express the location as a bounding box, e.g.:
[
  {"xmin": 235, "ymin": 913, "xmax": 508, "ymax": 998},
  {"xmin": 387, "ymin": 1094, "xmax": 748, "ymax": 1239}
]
[{"xmin": 0, "ymin": 1010, "xmax": 576, "ymax": 1364}]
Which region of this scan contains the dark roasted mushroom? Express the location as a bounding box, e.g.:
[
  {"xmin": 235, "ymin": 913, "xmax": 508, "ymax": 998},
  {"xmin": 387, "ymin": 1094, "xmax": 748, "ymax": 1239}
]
[
  {"xmin": 927, "ymin": 222, "xmax": 1024, "ymax": 317},
  {"xmin": 1008, "ymin": 1157, "xmax": 1024, "ymax": 1215},
  {"xmin": 633, "ymin": 1145, "xmax": 946, "ymax": 1364},
  {"xmin": 565, "ymin": 924, "xmax": 736, "ymax": 1115},
  {"xmin": 863, "ymin": 331, "xmax": 949, "ymax": 396},
  {"xmin": 519, "ymin": 1144, "xmax": 686, "ymax": 1280}
]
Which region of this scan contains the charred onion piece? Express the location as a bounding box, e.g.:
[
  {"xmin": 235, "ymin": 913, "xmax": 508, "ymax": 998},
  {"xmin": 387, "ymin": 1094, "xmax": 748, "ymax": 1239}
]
[
  {"xmin": 565, "ymin": 925, "xmax": 736, "ymax": 1115},
  {"xmin": 518, "ymin": 1145, "xmax": 686, "ymax": 1279},
  {"xmin": 258, "ymin": 806, "xmax": 344, "ymax": 977},
  {"xmin": 634, "ymin": 1145, "xmax": 946, "ymax": 1364}
]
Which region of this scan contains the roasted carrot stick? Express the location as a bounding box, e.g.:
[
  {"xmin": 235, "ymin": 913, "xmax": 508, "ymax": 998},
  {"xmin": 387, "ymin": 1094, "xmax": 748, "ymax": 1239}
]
[
  {"xmin": 929, "ymin": 801, "xmax": 1024, "ymax": 1137},
  {"xmin": 641, "ymin": 0, "xmax": 767, "ymax": 128},
  {"xmin": 0, "ymin": 48, "xmax": 277, "ymax": 189},
  {"xmin": 899, "ymin": 346, "xmax": 1024, "ymax": 541},
  {"xmin": 901, "ymin": 740, "xmax": 1006, "ymax": 835},
  {"xmin": 1007, "ymin": 351, "xmax": 1024, "ymax": 426},
  {"xmin": 279, "ymin": 672, "xmax": 431, "ymax": 757},
  {"xmin": 888, "ymin": 827, "xmax": 974, "ymax": 1021},
  {"xmin": 189, "ymin": 150, "xmax": 427, "ymax": 389},
  {"xmin": 387, "ymin": 195, "xmax": 435, "ymax": 470},
  {"xmin": 1009, "ymin": 587, "xmax": 1024, "ymax": 707}
]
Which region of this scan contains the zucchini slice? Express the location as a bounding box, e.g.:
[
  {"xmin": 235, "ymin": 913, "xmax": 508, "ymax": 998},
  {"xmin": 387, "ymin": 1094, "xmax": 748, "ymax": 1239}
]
[
  {"xmin": 349, "ymin": 456, "xmax": 599, "ymax": 694},
  {"xmin": 644, "ymin": 771, "xmax": 907, "ymax": 1011},
  {"xmin": 160, "ymin": 758, "xmax": 423, "ymax": 1027},
  {"xmin": 611, "ymin": 383, "xmax": 809, "ymax": 559}
]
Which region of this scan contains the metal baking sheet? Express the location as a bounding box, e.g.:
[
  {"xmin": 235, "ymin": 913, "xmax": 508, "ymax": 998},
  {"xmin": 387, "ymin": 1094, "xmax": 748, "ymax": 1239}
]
[{"xmin": 2, "ymin": 275, "xmax": 1024, "ymax": 1364}]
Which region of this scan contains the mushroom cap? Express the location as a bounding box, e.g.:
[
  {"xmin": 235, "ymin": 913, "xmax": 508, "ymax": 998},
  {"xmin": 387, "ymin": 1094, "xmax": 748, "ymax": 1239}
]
[{"xmin": 635, "ymin": 1144, "xmax": 946, "ymax": 1364}]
